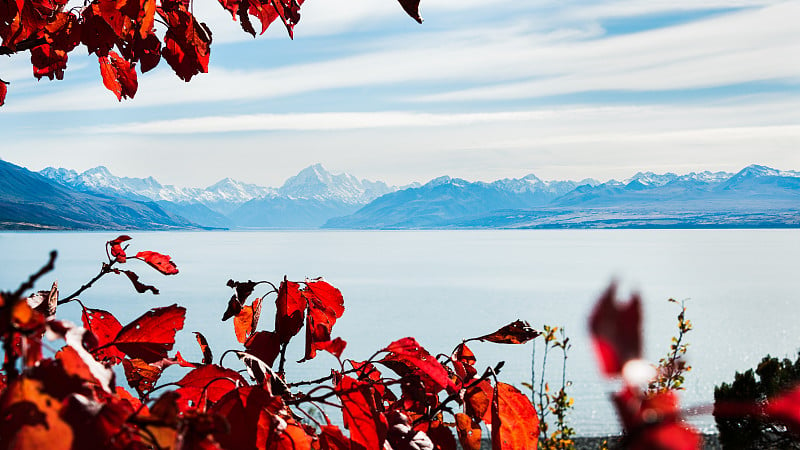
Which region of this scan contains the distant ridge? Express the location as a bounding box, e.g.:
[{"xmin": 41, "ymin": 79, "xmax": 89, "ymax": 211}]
[
  {"xmin": 38, "ymin": 163, "xmax": 402, "ymax": 229},
  {"xmin": 0, "ymin": 160, "xmax": 198, "ymax": 230},
  {"xmin": 7, "ymin": 161, "xmax": 798, "ymax": 230},
  {"xmin": 324, "ymin": 165, "xmax": 800, "ymax": 229}
]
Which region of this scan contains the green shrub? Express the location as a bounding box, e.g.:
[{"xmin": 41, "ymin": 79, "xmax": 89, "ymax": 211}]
[{"xmin": 714, "ymin": 353, "xmax": 800, "ymax": 449}]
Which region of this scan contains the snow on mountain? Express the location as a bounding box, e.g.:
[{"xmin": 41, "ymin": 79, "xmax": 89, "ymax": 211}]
[
  {"xmin": 277, "ymin": 163, "xmax": 394, "ymax": 204},
  {"xmin": 676, "ymin": 171, "xmax": 733, "ymax": 183},
  {"xmin": 625, "ymin": 171, "xmax": 678, "ymax": 187},
  {"xmin": 39, "ymin": 166, "xmax": 274, "ymax": 208}
]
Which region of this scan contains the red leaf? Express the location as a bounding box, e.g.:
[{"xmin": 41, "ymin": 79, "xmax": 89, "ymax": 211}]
[
  {"xmin": 301, "ymin": 278, "xmax": 344, "ymax": 361},
  {"xmin": 491, "ymin": 382, "xmax": 538, "ymax": 450},
  {"xmin": 194, "ymin": 331, "xmax": 213, "ymax": 365},
  {"xmin": 30, "ymin": 44, "xmax": 68, "ymax": 80},
  {"xmin": 176, "ymin": 364, "xmax": 246, "ymax": 410},
  {"xmin": 455, "ymin": 413, "xmax": 481, "ymax": 450},
  {"xmin": 0, "ymin": 377, "xmax": 74, "ymax": 449},
  {"xmin": 613, "ymin": 388, "xmax": 700, "ymax": 450},
  {"xmin": 123, "ymin": 357, "xmax": 165, "ymax": 396},
  {"xmin": 274, "ymin": 277, "xmax": 305, "ymax": 344},
  {"xmin": 117, "ymin": 269, "xmax": 160, "ymax": 294},
  {"xmin": 473, "ymin": 320, "xmax": 540, "ymax": 344},
  {"xmin": 82, "ymin": 307, "xmax": 126, "ymax": 364},
  {"xmin": 765, "ymin": 385, "xmax": 800, "ymax": 436},
  {"xmin": 589, "ymin": 283, "xmax": 642, "ymax": 376},
  {"xmin": 135, "ymin": 250, "xmax": 178, "ymax": 275},
  {"xmin": 381, "ymin": 337, "xmax": 456, "ymax": 394},
  {"xmin": 234, "ymin": 297, "xmax": 262, "ymax": 344},
  {"xmin": 464, "ymin": 380, "xmax": 493, "ymax": 424},
  {"xmin": 108, "ymin": 235, "xmax": 131, "ymax": 262},
  {"xmin": 319, "ymin": 424, "xmax": 352, "ymax": 450},
  {"xmin": 99, "ymin": 50, "xmax": 138, "ymax": 101},
  {"xmin": 158, "ymin": 0, "xmax": 211, "ymax": 82},
  {"xmin": 386, "ymin": 411, "xmax": 435, "ymax": 450},
  {"xmin": 112, "ymin": 304, "xmax": 186, "ymax": 363},
  {"xmin": 317, "ymin": 337, "xmax": 347, "ymax": 358},
  {"xmin": 397, "ymin": 0, "xmax": 422, "ymax": 23},
  {"xmin": 244, "ymin": 330, "xmax": 281, "ymax": 367},
  {"xmin": 451, "ymin": 343, "xmax": 477, "ymax": 384},
  {"xmin": 0, "ymin": 79, "xmax": 8, "ymax": 106},
  {"xmin": 209, "ymin": 386, "xmax": 283, "ymax": 450},
  {"xmin": 337, "ymin": 375, "xmax": 387, "ymax": 450},
  {"xmin": 268, "ymin": 422, "xmax": 312, "ymax": 450},
  {"xmin": 421, "ymin": 420, "xmax": 457, "ymax": 450}
]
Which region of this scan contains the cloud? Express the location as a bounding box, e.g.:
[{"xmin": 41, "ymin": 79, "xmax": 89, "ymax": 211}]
[{"xmin": 5, "ymin": 2, "xmax": 796, "ymax": 113}]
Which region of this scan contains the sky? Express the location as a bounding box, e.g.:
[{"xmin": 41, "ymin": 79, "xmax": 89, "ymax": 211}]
[{"xmin": 1, "ymin": 0, "xmax": 799, "ymax": 187}]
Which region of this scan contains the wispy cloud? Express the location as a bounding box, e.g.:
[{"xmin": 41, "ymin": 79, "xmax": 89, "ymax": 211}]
[{"xmin": 5, "ymin": 2, "xmax": 796, "ymax": 113}]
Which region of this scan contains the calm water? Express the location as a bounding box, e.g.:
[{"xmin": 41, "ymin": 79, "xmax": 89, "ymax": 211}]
[{"xmin": 1, "ymin": 230, "xmax": 798, "ymax": 436}]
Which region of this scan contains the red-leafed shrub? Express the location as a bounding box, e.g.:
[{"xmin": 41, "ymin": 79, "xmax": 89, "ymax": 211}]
[{"xmin": 0, "ymin": 236, "xmax": 541, "ymax": 449}]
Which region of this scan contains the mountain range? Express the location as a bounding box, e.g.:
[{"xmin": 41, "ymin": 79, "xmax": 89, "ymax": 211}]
[{"xmin": 0, "ymin": 159, "xmax": 797, "ymax": 230}]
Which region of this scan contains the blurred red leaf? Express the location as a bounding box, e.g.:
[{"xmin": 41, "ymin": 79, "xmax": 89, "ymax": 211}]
[
  {"xmin": 274, "ymin": 277, "xmax": 305, "ymax": 344},
  {"xmin": 0, "ymin": 377, "xmax": 74, "ymax": 449},
  {"xmin": 613, "ymin": 387, "xmax": 700, "ymax": 450},
  {"xmin": 765, "ymin": 385, "xmax": 800, "ymax": 436},
  {"xmin": 381, "ymin": 337, "xmax": 456, "ymax": 394},
  {"xmin": 112, "ymin": 304, "xmax": 186, "ymax": 363},
  {"xmin": 491, "ymin": 382, "xmax": 538, "ymax": 450},
  {"xmin": 302, "ymin": 278, "xmax": 345, "ymax": 361},
  {"xmin": 455, "ymin": 413, "xmax": 481, "ymax": 450},
  {"xmin": 589, "ymin": 283, "xmax": 642, "ymax": 376},
  {"xmin": 82, "ymin": 307, "xmax": 126, "ymax": 364},
  {"xmin": 473, "ymin": 320, "xmax": 540, "ymax": 345},
  {"xmin": 337, "ymin": 375, "xmax": 387, "ymax": 450},
  {"xmin": 135, "ymin": 250, "xmax": 178, "ymax": 275},
  {"xmin": 99, "ymin": 50, "xmax": 137, "ymax": 101}
]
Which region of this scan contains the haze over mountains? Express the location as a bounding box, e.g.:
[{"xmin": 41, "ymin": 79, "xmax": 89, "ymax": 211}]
[{"xmin": 0, "ymin": 158, "xmax": 797, "ymax": 230}]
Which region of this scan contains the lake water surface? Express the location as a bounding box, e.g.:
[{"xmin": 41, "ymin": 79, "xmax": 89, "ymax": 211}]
[{"xmin": 1, "ymin": 229, "xmax": 798, "ymax": 436}]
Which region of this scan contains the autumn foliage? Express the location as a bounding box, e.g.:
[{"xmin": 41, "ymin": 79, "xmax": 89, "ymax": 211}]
[
  {"xmin": 0, "ymin": 236, "xmax": 542, "ymax": 450},
  {"xmin": 0, "ymin": 0, "xmax": 423, "ymax": 105},
  {"xmin": 3, "ymin": 237, "xmax": 800, "ymax": 449}
]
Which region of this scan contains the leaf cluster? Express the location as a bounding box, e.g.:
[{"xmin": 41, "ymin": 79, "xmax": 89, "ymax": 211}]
[
  {"xmin": 0, "ymin": 0, "xmax": 423, "ymax": 105},
  {"xmin": 0, "ymin": 235, "xmax": 545, "ymax": 450}
]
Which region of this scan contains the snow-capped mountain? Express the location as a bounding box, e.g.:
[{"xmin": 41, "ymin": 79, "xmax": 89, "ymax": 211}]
[
  {"xmin": 326, "ymin": 165, "xmax": 800, "ymax": 229},
  {"xmin": 39, "ymin": 164, "xmax": 402, "ymax": 228},
  {"xmin": 39, "ymin": 166, "xmax": 273, "ymax": 208},
  {"xmin": 277, "ymin": 163, "xmax": 394, "ymax": 204}
]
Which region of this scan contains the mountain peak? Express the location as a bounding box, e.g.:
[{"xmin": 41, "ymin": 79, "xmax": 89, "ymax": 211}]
[
  {"xmin": 279, "ymin": 164, "xmax": 392, "ymax": 204},
  {"xmin": 733, "ymin": 164, "xmax": 800, "ymax": 179},
  {"xmin": 83, "ymin": 166, "xmax": 113, "ymax": 177}
]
